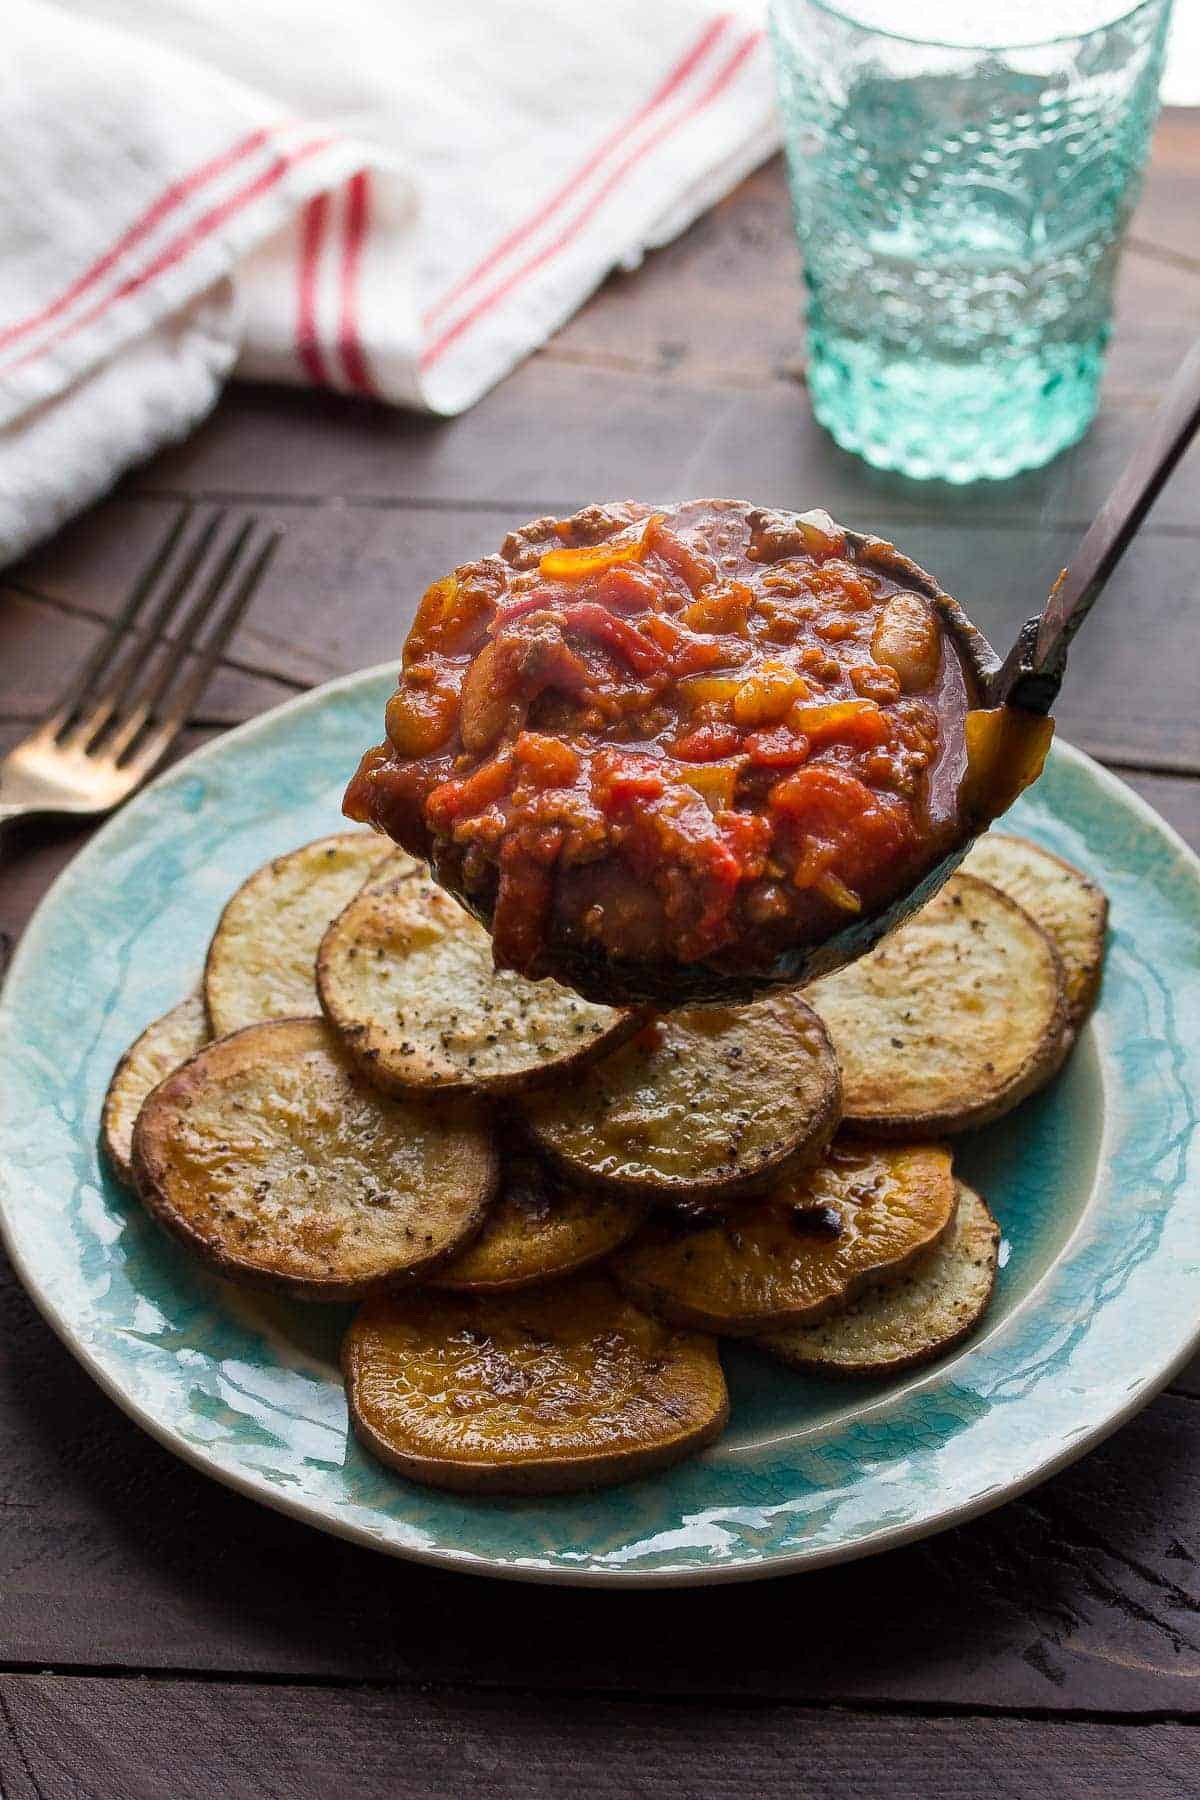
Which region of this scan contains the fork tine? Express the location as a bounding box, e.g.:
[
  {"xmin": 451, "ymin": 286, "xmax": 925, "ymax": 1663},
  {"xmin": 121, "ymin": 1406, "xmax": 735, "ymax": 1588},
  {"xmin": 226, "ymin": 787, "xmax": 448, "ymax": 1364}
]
[
  {"xmin": 61, "ymin": 510, "xmax": 228, "ymax": 752},
  {"xmin": 102, "ymin": 517, "xmax": 255, "ymax": 760},
  {"xmin": 112, "ymin": 525, "xmax": 280, "ymax": 771},
  {"xmin": 42, "ymin": 504, "xmax": 194, "ymax": 735}
]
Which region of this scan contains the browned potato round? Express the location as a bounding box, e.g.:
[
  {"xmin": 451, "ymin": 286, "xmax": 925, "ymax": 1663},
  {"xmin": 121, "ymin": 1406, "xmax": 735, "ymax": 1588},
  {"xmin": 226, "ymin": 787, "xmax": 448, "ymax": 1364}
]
[
  {"xmin": 807, "ymin": 873, "xmax": 1071, "ymax": 1136},
  {"xmin": 317, "ymin": 873, "xmax": 640, "ymax": 1095},
  {"xmin": 962, "ymin": 833, "xmax": 1108, "ymax": 1027},
  {"xmin": 101, "ymin": 994, "xmax": 207, "ymax": 1186},
  {"xmin": 132, "ymin": 1018, "xmax": 497, "ymax": 1299},
  {"xmin": 430, "ymin": 1145, "xmax": 647, "ymax": 1292},
  {"xmin": 344, "ymin": 1273, "xmax": 729, "ymax": 1494},
  {"xmin": 205, "ymin": 833, "xmax": 412, "ymax": 1036},
  {"xmin": 613, "ymin": 1141, "xmax": 955, "ymax": 1335},
  {"xmin": 523, "ymin": 994, "xmax": 841, "ymax": 1200},
  {"xmin": 755, "ymin": 1180, "xmax": 999, "ymax": 1376}
]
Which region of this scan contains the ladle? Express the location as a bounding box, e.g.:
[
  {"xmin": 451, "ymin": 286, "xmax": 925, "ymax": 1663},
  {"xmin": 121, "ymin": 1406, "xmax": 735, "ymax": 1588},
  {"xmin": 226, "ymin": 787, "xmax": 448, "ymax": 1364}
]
[{"xmin": 568, "ymin": 336, "xmax": 1200, "ymax": 1006}]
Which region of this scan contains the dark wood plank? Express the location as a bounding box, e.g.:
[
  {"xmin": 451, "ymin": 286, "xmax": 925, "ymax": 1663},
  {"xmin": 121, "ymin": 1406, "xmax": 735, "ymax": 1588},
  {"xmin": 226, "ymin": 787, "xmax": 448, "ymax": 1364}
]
[
  {"xmin": 0, "ymin": 1239, "xmax": 1197, "ymax": 1707},
  {"xmin": 1, "ymin": 1675, "xmax": 1196, "ymax": 1800},
  {"xmin": 0, "ymin": 587, "xmax": 298, "ymax": 724},
  {"xmin": 12, "ymin": 497, "xmax": 1200, "ymax": 772},
  {"xmin": 117, "ymin": 345, "xmax": 1200, "ymax": 535},
  {"xmin": 1119, "ymin": 770, "xmax": 1200, "ymax": 851},
  {"xmin": 1128, "ymin": 110, "xmax": 1200, "ymax": 265}
]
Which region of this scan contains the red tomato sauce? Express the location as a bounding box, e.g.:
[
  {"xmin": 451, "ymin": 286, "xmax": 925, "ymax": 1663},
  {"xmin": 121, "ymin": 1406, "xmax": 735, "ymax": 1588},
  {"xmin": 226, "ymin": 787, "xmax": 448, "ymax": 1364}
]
[{"xmin": 344, "ymin": 500, "xmax": 973, "ymax": 987}]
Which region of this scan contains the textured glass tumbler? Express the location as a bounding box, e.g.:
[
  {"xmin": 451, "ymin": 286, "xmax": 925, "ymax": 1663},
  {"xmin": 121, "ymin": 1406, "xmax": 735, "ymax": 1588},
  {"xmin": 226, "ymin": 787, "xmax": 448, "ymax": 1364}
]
[{"xmin": 769, "ymin": 0, "xmax": 1174, "ymax": 481}]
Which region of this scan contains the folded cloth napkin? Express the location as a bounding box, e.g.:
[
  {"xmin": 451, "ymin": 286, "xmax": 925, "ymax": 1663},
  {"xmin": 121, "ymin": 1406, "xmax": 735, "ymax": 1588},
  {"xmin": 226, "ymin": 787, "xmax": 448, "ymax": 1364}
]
[{"xmin": 0, "ymin": 0, "xmax": 776, "ymax": 561}]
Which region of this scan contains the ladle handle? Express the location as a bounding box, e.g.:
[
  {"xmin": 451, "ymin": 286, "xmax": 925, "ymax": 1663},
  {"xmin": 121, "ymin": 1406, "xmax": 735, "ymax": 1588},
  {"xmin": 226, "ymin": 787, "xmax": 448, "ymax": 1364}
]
[{"xmin": 994, "ymin": 334, "xmax": 1200, "ymax": 715}]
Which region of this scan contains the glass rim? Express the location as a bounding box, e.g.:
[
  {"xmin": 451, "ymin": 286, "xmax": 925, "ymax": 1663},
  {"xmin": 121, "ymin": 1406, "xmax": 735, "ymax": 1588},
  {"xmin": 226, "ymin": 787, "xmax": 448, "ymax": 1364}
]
[{"xmin": 783, "ymin": 0, "xmax": 1169, "ymax": 54}]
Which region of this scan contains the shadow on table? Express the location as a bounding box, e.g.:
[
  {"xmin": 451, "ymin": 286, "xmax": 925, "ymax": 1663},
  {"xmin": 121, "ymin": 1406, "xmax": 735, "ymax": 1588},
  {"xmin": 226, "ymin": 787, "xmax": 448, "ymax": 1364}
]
[{"xmin": 1, "ymin": 1264, "xmax": 1197, "ymax": 1712}]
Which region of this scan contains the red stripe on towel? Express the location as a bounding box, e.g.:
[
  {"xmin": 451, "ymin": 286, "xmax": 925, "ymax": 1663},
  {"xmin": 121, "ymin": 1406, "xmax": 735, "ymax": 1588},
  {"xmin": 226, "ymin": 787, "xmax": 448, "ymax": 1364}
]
[
  {"xmin": 0, "ymin": 124, "xmax": 290, "ymax": 354},
  {"xmin": 421, "ymin": 14, "xmax": 732, "ymax": 329},
  {"xmin": 421, "ymin": 29, "xmax": 763, "ymax": 372}
]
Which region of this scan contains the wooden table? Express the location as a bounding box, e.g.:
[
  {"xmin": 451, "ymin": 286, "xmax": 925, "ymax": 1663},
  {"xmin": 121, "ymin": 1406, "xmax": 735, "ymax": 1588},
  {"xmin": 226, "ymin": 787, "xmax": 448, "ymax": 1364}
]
[{"xmin": 2, "ymin": 111, "xmax": 1198, "ymax": 1800}]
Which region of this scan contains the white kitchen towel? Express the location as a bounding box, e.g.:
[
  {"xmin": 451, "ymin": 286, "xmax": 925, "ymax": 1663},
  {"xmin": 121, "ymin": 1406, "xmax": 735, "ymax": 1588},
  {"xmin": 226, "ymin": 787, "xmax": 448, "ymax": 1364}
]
[{"xmin": 0, "ymin": 0, "xmax": 777, "ymax": 561}]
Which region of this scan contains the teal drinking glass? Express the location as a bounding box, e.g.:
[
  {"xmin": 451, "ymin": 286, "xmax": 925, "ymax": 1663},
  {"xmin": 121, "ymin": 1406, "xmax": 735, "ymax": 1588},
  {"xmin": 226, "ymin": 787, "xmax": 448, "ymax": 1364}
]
[{"xmin": 769, "ymin": 0, "xmax": 1174, "ymax": 481}]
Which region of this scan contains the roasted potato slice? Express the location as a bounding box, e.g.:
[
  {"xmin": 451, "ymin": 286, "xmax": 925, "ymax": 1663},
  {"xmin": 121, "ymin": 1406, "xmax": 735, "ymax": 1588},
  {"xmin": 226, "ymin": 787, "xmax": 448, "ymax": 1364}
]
[
  {"xmin": 613, "ymin": 1141, "xmax": 955, "ymax": 1335},
  {"xmin": 523, "ymin": 995, "xmax": 841, "ymax": 1201},
  {"xmin": 807, "ymin": 873, "xmax": 1071, "ymax": 1136},
  {"xmin": 963, "ymin": 832, "xmax": 1108, "ymax": 1027},
  {"xmin": 755, "ymin": 1180, "xmax": 999, "ymax": 1375},
  {"xmin": 316, "ymin": 873, "xmax": 639, "ymax": 1095},
  {"xmin": 430, "ymin": 1144, "xmax": 647, "ymax": 1292},
  {"xmin": 344, "ymin": 1273, "xmax": 728, "ymax": 1494},
  {"xmin": 205, "ymin": 833, "xmax": 413, "ymax": 1036},
  {"xmin": 101, "ymin": 994, "xmax": 207, "ymax": 1186},
  {"xmin": 132, "ymin": 1017, "xmax": 497, "ymax": 1299}
]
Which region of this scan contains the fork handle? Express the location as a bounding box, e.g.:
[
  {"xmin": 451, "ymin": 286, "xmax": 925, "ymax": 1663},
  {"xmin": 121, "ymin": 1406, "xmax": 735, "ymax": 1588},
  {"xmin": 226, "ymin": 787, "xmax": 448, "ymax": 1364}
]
[{"xmin": 992, "ymin": 334, "xmax": 1200, "ymax": 714}]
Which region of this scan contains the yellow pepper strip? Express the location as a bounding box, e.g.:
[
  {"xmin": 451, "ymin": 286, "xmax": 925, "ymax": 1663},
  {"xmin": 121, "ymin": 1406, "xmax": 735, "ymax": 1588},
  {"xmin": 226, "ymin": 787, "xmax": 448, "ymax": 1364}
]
[
  {"xmin": 679, "ymin": 675, "xmax": 744, "ymax": 708},
  {"xmin": 538, "ymin": 514, "xmax": 664, "ymax": 581},
  {"xmin": 677, "ymin": 759, "xmax": 746, "ymax": 813},
  {"xmin": 732, "ymin": 661, "xmax": 807, "ymax": 728},
  {"xmin": 787, "ymin": 698, "xmax": 885, "ymax": 745},
  {"xmin": 814, "ymin": 869, "xmax": 862, "ymax": 913},
  {"xmin": 963, "ymin": 707, "xmax": 1055, "ymax": 821}
]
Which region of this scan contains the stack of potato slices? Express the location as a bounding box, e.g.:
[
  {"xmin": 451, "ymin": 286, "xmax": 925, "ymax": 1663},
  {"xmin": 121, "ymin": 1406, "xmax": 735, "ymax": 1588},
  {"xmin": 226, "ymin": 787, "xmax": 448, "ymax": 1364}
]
[{"xmin": 102, "ymin": 830, "xmax": 1108, "ymax": 1496}]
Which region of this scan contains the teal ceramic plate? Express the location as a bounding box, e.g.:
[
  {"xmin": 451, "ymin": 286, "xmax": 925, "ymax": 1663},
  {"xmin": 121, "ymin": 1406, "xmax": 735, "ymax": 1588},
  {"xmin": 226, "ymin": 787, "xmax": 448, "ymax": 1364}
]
[{"xmin": 2, "ymin": 666, "xmax": 1198, "ymax": 1586}]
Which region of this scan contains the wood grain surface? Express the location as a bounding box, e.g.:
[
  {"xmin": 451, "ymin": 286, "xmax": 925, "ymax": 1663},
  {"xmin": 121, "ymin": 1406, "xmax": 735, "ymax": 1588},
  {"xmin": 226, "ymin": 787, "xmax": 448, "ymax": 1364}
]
[{"xmin": 1, "ymin": 111, "xmax": 1198, "ymax": 1800}]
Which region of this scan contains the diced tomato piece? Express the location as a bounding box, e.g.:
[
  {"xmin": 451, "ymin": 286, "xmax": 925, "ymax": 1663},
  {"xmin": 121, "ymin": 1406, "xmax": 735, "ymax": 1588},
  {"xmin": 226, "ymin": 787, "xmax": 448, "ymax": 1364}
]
[
  {"xmin": 681, "ymin": 583, "xmax": 752, "ymax": 635},
  {"xmin": 671, "ymin": 723, "xmax": 742, "ymax": 762},
  {"xmin": 644, "ymin": 520, "xmax": 716, "ymax": 597},
  {"xmin": 426, "ymin": 752, "xmax": 513, "ymax": 828},
  {"xmin": 770, "ymin": 764, "xmax": 912, "ymax": 907},
  {"xmin": 745, "ymin": 726, "xmax": 811, "ymax": 768},
  {"xmin": 770, "ymin": 763, "xmax": 879, "ymax": 828},
  {"xmin": 493, "ymin": 590, "xmax": 553, "ymax": 627},
  {"xmin": 596, "ymin": 566, "xmax": 662, "ymax": 614},
  {"xmin": 720, "ymin": 811, "xmax": 772, "ymax": 879},
  {"xmin": 559, "ymin": 603, "xmax": 667, "ymax": 676},
  {"xmin": 593, "ymin": 750, "xmax": 667, "ymax": 810},
  {"xmin": 640, "ymin": 613, "xmax": 731, "ymax": 673},
  {"xmin": 514, "ymin": 731, "xmax": 581, "ymax": 786}
]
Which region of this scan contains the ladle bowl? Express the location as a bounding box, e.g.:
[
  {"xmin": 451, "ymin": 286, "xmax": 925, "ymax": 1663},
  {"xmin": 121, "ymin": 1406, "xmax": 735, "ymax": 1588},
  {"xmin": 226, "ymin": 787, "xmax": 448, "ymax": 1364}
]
[{"xmin": 476, "ymin": 335, "xmax": 1200, "ymax": 1009}]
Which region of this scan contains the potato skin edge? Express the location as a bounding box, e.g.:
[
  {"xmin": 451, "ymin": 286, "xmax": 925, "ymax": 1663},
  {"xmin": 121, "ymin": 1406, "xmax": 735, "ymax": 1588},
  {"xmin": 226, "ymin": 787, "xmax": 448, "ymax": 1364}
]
[
  {"xmin": 521, "ymin": 1007, "xmax": 843, "ymax": 1203},
  {"xmin": 428, "ymin": 1202, "xmax": 649, "ymax": 1294},
  {"xmin": 841, "ymin": 1010, "xmax": 1074, "ymax": 1138},
  {"xmin": 315, "ymin": 885, "xmax": 647, "ymax": 1098},
  {"xmin": 130, "ymin": 1018, "xmax": 500, "ymax": 1302},
  {"xmin": 100, "ymin": 995, "xmax": 205, "ymax": 1188},
  {"xmin": 757, "ymin": 1196, "xmax": 1001, "ymax": 1376},
  {"xmin": 524, "ymin": 1086, "xmax": 840, "ymax": 1204},
  {"xmin": 973, "ymin": 832, "xmax": 1109, "ymax": 1030},
  {"xmin": 614, "ymin": 1173, "xmax": 959, "ymax": 1337},
  {"xmin": 203, "ymin": 831, "xmax": 393, "ymax": 1038},
  {"xmin": 830, "ymin": 882, "xmax": 1075, "ymax": 1137},
  {"xmin": 342, "ymin": 1330, "xmax": 730, "ymax": 1495}
]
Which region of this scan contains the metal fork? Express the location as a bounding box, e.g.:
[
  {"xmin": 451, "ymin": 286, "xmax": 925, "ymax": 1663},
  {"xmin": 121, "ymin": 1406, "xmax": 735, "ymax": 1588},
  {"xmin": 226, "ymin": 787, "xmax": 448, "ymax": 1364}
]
[{"xmin": 0, "ymin": 506, "xmax": 280, "ymax": 829}]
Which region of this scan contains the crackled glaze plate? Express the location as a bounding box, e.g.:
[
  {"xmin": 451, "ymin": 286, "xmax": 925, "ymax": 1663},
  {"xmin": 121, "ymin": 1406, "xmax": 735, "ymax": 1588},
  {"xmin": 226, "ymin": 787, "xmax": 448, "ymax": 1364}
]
[{"xmin": 2, "ymin": 666, "xmax": 1198, "ymax": 1586}]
